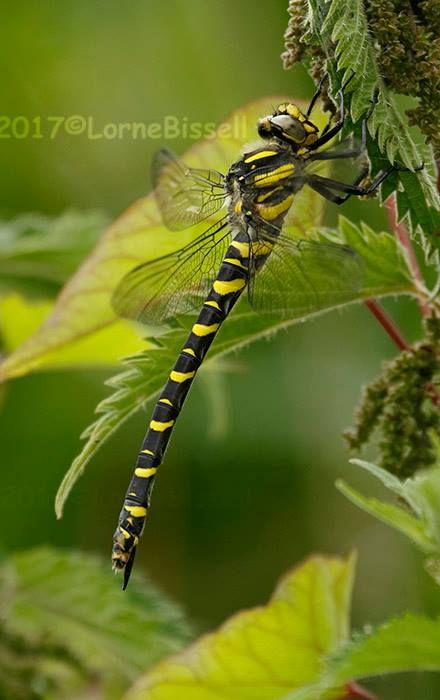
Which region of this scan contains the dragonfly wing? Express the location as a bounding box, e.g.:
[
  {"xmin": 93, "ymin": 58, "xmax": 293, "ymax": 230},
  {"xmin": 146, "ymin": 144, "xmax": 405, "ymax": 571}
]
[
  {"xmin": 112, "ymin": 217, "xmax": 231, "ymax": 325},
  {"xmin": 152, "ymin": 149, "xmax": 227, "ymax": 231},
  {"xmin": 248, "ymin": 231, "xmax": 363, "ymax": 318}
]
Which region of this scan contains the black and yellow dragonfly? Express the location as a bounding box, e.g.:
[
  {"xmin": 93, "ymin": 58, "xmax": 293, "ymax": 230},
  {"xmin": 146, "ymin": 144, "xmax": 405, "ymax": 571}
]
[{"xmin": 111, "ymin": 83, "xmax": 395, "ymax": 588}]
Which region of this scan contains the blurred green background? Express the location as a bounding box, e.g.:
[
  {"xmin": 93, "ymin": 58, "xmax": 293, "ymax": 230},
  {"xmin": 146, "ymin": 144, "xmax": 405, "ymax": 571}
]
[{"xmin": 1, "ymin": 1, "xmax": 440, "ymax": 697}]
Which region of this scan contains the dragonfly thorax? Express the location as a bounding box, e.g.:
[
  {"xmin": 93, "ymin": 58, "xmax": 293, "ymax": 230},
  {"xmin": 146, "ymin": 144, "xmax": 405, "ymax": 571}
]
[{"xmin": 225, "ymin": 144, "xmax": 305, "ymax": 233}]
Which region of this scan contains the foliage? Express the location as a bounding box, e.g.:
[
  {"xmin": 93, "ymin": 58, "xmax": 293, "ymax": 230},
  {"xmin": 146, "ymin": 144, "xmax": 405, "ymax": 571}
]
[
  {"xmin": 284, "ymin": 613, "xmax": 440, "ymax": 700},
  {"xmin": 0, "ymin": 97, "xmax": 323, "ymax": 381},
  {"xmin": 0, "ymin": 547, "xmax": 190, "ymax": 700},
  {"xmin": 344, "ymin": 316, "xmax": 440, "ymax": 477},
  {"xmin": 1, "ymin": 1, "xmax": 440, "ymax": 696},
  {"xmin": 56, "ymin": 217, "xmax": 415, "ymax": 517},
  {"xmin": 0, "ymin": 211, "xmax": 107, "ymax": 299},
  {"xmin": 123, "ymin": 554, "xmax": 355, "ymax": 700},
  {"xmin": 282, "ymin": 0, "xmax": 440, "ymax": 258},
  {"xmin": 337, "ymin": 456, "xmax": 440, "ymax": 557},
  {"xmin": 364, "ymin": 0, "xmax": 440, "ymax": 155},
  {"xmin": 122, "ymin": 554, "xmax": 440, "ymax": 700},
  {"xmin": 337, "ymin": 434, "xmax": 440, "ymax": 584},
  {"xmin": 0, "ymin": 210, "xmax": 143, "ymax": 370}
]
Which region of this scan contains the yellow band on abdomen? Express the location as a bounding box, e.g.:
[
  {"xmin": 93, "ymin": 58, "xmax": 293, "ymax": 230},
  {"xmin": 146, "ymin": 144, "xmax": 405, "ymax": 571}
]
[
  {"xmin": 124, "ymin": 505, "xmax": 147, "ymax": 517},
  {"xmin": 213, "ymin": 278, "xmax": 246, "ymax": 295},
  {"xmin": 150, "ymin": 419, "xmax": 174, "ymax": 431},
  {"xmin": 135, "ymin": 467, "xmax": 157, "ymax": 478},
  {"xmin": 192, "ymin": 323, "xmax": 219, "ymax": 336},
  {"xmin": 170, "ymin": 370, "xmax": 196, "ymax": 382}
]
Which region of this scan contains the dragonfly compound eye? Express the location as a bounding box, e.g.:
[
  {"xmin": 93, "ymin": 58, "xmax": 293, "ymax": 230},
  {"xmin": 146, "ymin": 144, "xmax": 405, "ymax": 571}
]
[
  {"xmin": 257, "ymin": 116, "xmax": 272, "ymax": 139},
  {"xmin": 269, "ymin": 114, "xmax": 306, "ymax": 144}
]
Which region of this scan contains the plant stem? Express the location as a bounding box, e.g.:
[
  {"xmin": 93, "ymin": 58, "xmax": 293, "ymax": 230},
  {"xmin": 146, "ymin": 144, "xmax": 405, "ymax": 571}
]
[
  {"xmin": 385, "ymin": 195, "xmax": 431, "ymax": 317},
  {"xmin": 345, "ymin": 681, "xmax": 378, "ymax": 700},
  {"xmin": 364, "ymin": 299, "xmax": 409, "ymax": 351},
  {"xmin": 381, "ymin": 194, "xmax": 440, "ymax": 406}
]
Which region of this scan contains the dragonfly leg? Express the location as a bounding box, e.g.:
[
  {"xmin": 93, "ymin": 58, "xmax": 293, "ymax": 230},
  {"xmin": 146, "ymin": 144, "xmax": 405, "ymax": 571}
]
[
  {"xmin": 307, "ymin": 164, "xmax": 394, "ymax": 205},
  {"xmin": 306, "ymin": 73, "xmax": 329, "ymax": 117},
  {"xmin": 308, "ymin": 116, "xmax": 368, "ymax": 162},
  {"xmin": 307, "ymin": 73, "xmax": 356, "ymax": 151},
  {"xmin": 309, "ymin": 73, "xmax": 377, "ymax": 153},
  {"xmin": 308, "ymin": 92, "xmax": 346, "ymax": 150}
]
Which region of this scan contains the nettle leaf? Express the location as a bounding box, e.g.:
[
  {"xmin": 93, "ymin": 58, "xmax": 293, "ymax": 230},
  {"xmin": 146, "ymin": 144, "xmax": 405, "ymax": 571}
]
[
  {"xmin": 0, "ymin": 97, "xmax": 322, "ymax": 381},
  {"xmin": 0, "ymin": 210, "xmax": 144, "ymax": 371},
  {"xmin": 0, "ymin": 211, "xmax": 108, "ymax": 298},
  {"xmin": 325, "ymin": 216, "xmax": 414, "ymax": 297},
  {"xmin": 56, "ymin": 219, "xmax": 416, "ymax": 516},
  {"xmin": 123, "ymin": 554, "xmax": 355, "ymax": 700},
  {"xmin": 336, "ymin": 458, "xmax": 440, "ymax": 557},
  {"xmin": 0, "ymin": 293, "xmax": 144, "ymax": 369},
  {"xmin": 308, "ymin": 0, "xmax": 440, "ymax": 255},
  {"xmin": 284, "ymin": 614, "xmax": 440, "ymax": 700},
  {"xmin": 0, "ymin": 547, "xmax": 190, "ymax": 700}
]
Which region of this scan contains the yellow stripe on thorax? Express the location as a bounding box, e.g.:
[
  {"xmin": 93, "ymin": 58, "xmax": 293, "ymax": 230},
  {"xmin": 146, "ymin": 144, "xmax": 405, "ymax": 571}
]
[
  {"xmin": 244, "ymin": 150, "xmax": 278, "ymax": 163},
  {"xmin": 192, "ymin": 322, "xmax": 219, "ymax": 336},
  {"xmin": 254, "ymin": 163, "xmax": 295, "ymax": 187},
  {"xmin": 257, "ymin": 186, "xmax": 283, "ymax": 203},
  {"xmin": 159, "ymin": 398, "xmax": 173, "ymax": 406},
  {"xmin": 150, "ymin": 419, "xmax": 174, "ymax": 431},
  {"xmin": 257, "ymin": 193, "xmax": 295, "ymax": 221},
  {"xmin": 213, "ymin": 278, "xmax": 246, "ymax": 295}
]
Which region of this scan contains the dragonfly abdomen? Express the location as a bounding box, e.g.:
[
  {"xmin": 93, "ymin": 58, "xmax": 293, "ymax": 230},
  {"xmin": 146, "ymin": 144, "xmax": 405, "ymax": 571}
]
[{"xmin": 112, "ymin": 235, "xmax": 251, "ymax": 586}]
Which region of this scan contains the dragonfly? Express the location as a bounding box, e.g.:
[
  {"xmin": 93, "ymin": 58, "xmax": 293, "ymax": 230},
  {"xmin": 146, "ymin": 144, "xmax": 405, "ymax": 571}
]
[{"xmin": 111, "ymin": 80, "xmax": 398, "ymax": 588}]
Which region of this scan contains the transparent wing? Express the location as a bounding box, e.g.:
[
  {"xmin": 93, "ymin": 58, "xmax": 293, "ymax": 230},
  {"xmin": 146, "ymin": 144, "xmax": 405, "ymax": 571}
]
[
  {"xmin": 112, "ymin": 217, "xmax": 231, "ymax": 325},
  {"xmin": 152, "ymin": 149, "xmax": 227, "ymax": 231},
  {"xmin": 248, "ymin": 228, "xmax": 363, "ymax": 317}
]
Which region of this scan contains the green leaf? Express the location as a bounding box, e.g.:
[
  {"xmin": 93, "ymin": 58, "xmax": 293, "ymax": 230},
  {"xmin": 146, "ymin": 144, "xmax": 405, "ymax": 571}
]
[
  {"xmin": 56, "ymin": 220, "xmax": 416, "ymax": 516},
  {"xmin": 308, "ymin": 0, "xmax": 440, "ymax": 255},
  {"xmin": 123, "ymin": 554, "xmax": 355, "ymax": 700},
  {"xmin": 0, "ymin": 293, "xmax": 144, "ymax": 369},
  {"xmin": 0, "ymin": 96, "xmax": 322, "ymax": 381},
  {"xmin": 336, "ymin": 479, "xmax": 435, "ymax": 553},
  {"xmin": 0, "ymin": 211, "xmax": 108, "ymax": 299},
  {"xmin": 337, "ymin": 458, "xmax": 440, "ymax": 557},
  {"xmin": 404, "ymin": 468, "xmax": 440, "ymax": 550},
  {"xmin": 396, "ymin": 172, "xmax": 440, "ymax": 259},
  {"xmin": 321, "ymin": 0, "xmax": 377, "ymax": 122},
  {"xmin": 320, "ymin": 0, "xmax": 423, "ymax": 166},
  {"xmin": 283, "ymin": 614, "xmax": 440, "ymax": 700},
  {"xmin": 0, "ymin": 547, "xmax": 190, "ymax": 700},
  {"xmin": 333, "ymin": 217, "xmax": 413, "ymax": 297}
]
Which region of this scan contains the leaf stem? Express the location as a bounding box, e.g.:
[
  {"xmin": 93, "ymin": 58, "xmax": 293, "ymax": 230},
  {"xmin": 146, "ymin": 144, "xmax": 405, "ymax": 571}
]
[
  {"xmin": 345, "ymin": 681, "xmax": 379, "ymax": 700},
  {"xmin": 364, "ymin": 299, "xmax": 409, "ymax": 351},
  {"xmin": 385, "ymin": 194, "xmax": 431, "ymax": 317}
]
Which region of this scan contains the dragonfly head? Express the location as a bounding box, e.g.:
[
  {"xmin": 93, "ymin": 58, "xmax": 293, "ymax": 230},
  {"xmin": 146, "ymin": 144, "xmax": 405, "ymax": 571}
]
[{"xmin": 257, "ymin": 103, "xmax": 319, "ymax": 152}]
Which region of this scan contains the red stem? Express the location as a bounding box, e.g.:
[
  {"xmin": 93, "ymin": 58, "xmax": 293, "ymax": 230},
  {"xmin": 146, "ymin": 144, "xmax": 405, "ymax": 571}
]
[
  {"xmin": 364, "ymin": 299, "xmax": 409, "ymax": 351},
  {"xmin": 385, "ymin": 195, "xmax": 431, "ymax": 317},
  {"xmin": 345, "ymin": 681, "xmax": 378, "ymax": 700}
]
